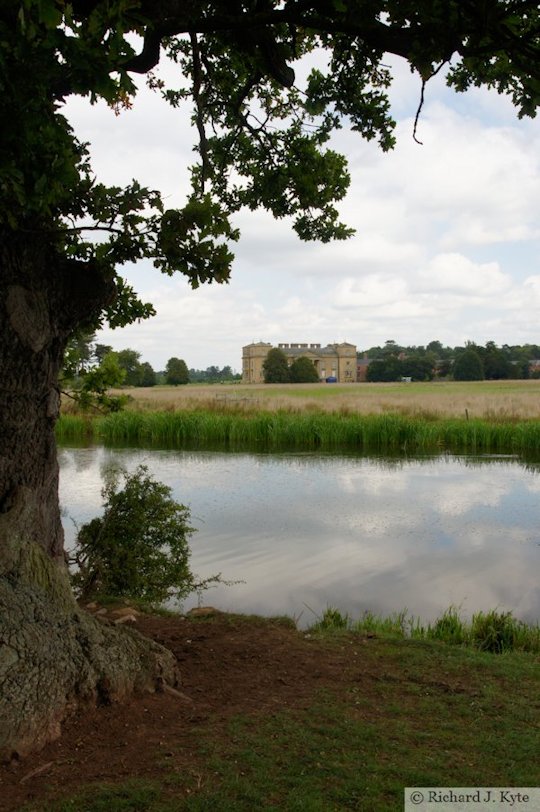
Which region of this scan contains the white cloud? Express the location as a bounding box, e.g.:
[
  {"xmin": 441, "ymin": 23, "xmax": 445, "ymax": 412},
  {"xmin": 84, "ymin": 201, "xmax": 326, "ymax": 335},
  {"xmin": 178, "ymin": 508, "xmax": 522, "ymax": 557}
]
[
  {"xmin": 523, "ymin": 276, "xmax": 540, "ymax": 302},
  {"xmin": 417, "ymin": 254, "xmax": 511, "ymax": 296},
  {"xmin": 98, "ymin": 275, "xmax": 273, "ymax": 370},
  {"xmin": 64, "ymin": 49, "xmax": 540, "ymax": 368},
  {"xmin": 332, "ymin": 275, "xmax": 409, "ymax": 308}
]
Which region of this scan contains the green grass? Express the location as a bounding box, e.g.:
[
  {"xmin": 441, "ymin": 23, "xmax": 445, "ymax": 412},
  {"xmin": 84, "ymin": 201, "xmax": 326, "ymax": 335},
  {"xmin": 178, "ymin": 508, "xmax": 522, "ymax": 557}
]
[
  {"xmin": 178, "ymin": 663, "xmax": 539, "ymax": 810},
  {"xmin": 37, "ymin": 781, "xmax": 162, "ymax": 812},
  {"xmin": 309, "ymin": 606, "xmax": 540, "ymax": 654},
  {"xmin": 35, "ymin": 633, "xmax": 540, "ymax": 812},
  {"xmin": 57, "ymin": 409, "xmax": 540, "ymax": 456}
]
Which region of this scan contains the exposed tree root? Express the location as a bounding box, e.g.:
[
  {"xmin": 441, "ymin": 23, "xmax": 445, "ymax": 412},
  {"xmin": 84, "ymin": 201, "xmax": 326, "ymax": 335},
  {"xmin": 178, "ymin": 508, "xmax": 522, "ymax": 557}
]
[{"xmin": 0, "ymin": 574, "xmax": 178, "ymax": 761}]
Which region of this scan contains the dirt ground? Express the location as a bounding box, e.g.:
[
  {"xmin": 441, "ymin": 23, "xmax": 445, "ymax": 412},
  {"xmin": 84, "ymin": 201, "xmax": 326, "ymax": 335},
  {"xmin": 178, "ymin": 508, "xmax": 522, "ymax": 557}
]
[{"xmin": 0, "ymin": 608, "xmax": 374, "ymax": 811}]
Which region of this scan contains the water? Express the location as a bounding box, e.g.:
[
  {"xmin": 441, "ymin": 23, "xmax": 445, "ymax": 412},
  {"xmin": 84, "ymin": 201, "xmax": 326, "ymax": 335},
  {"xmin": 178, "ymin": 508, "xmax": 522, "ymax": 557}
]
[{"xmin": 58, "ymin": 446, "xmax": 540, "ymax": 626}]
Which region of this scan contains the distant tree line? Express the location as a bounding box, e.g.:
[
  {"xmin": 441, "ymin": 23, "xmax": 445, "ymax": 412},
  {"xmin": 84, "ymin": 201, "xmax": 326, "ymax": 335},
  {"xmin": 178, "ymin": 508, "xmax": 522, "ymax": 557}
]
[
  {"xmin": 361, "ymin": 340, "xmax": 540, "ymax": 382},
  {"xmin": 63, "ymin": 332, "xmax": 161, "ymax": 388},
  {"xmin": 62, "ymin": 332, "xmax": 243, "ymax": 395},
  {"xmin": 189, "ymin": 365, "xmax": 241, "ymax": 383}
]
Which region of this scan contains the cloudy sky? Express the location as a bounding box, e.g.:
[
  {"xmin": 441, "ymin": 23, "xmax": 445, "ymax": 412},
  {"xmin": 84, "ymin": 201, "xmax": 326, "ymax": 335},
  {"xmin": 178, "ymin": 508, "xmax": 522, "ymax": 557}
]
[{"xmin": 65, "ymin": 50, "xmax": 540, "ymax": 372}]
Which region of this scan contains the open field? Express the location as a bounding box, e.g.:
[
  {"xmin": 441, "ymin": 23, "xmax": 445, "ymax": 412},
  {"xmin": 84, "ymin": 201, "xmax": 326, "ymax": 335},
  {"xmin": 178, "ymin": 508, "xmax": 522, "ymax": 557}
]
[{"xmin": 108, "ymin": 380, "xmax": 540, "ymax": 420}]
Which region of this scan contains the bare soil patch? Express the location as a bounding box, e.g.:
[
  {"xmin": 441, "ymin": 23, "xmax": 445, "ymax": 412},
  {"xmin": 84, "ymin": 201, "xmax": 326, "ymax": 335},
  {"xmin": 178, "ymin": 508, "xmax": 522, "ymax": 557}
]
[
  {"xmin": 0, "ymin": 610, "xmax": 376, "ymax": 811},
  {"xmin": 1, "ymin": 607, "xmax": 536, "ymax": 811}
]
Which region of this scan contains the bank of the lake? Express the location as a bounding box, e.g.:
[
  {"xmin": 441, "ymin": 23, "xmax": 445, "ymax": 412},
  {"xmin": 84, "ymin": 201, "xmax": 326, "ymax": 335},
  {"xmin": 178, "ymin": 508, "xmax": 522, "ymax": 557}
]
[
  {"xmin": 57, "ymin": 409, "xmax": 540, "ymax": 456},
  {"xmin": 3, "ymin": 611, "xmax": 539, "ymax": 812}
]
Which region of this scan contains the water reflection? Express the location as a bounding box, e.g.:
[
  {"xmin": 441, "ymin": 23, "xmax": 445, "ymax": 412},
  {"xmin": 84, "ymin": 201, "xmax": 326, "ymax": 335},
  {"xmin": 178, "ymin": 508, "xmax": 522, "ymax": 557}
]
[{"xmin": 58, "ymin": 447, "xmax": 540, "ymax": 626}]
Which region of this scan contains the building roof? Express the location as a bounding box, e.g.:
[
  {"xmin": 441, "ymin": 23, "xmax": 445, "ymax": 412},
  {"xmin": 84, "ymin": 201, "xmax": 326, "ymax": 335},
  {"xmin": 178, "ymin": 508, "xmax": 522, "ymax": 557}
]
[
  {"xmin": 282, "ymin": 346, "xmax": 340, "ymax": 357},
  {"xmin": 243, "ymin": 341, "xmax": 357, "ymax": 358}
]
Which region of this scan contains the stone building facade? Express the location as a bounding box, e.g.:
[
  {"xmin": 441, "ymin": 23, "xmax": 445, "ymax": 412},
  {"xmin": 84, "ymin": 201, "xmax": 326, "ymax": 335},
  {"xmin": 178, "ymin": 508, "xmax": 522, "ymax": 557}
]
[{"xmin": 242, "ymin": 341, "xmax": 357, "ymax": 383}]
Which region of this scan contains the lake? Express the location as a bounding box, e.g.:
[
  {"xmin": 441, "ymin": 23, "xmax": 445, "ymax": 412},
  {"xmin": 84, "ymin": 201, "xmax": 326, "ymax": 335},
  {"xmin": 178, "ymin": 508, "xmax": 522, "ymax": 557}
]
[{"xmin": 58, "ymin": 446, "xmax": 540, "ymax": 626}]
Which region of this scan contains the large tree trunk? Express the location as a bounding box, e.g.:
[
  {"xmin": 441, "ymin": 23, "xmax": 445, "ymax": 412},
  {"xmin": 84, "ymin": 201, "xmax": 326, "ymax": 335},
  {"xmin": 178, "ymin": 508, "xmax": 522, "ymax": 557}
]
[{"xmin": 0, "ymin": 234, "xmax": 178, "ymax": 760}]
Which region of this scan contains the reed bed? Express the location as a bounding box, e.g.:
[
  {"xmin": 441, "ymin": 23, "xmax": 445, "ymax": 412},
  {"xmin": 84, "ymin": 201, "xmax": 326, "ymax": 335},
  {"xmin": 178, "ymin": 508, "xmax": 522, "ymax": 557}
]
[
  {"xmin": 56, "ymin": 409, "xmax": 540, "ymax": 456},
  {"xmin": 55, "ymin": 413, "xmax": 94, "ymax": 441}
]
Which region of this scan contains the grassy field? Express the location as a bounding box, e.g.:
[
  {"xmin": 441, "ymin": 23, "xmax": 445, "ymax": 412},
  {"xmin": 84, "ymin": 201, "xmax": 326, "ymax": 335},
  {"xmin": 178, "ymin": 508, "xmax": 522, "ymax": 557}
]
[
  {"xmin": 22, "ymin": 614, "xmax": 539, "ymax": 812},
  {"xmin": 105, "ymin": 380, "xmax": 540, "ymax": 420}
]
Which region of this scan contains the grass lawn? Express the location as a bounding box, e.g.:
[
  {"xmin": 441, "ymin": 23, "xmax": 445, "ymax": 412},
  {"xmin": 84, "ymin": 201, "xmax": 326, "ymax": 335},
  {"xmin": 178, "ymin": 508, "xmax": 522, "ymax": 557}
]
[{"xmin": 12, "ymin": 613, "xmax": 539, "ymax": 812}]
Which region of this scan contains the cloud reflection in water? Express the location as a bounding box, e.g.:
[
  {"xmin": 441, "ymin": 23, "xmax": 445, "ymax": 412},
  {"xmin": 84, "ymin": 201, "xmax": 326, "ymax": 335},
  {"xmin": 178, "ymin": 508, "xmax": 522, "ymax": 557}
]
[{"xmin": 58, "ymin": 448, "xmax": 540, "ymax": 626}]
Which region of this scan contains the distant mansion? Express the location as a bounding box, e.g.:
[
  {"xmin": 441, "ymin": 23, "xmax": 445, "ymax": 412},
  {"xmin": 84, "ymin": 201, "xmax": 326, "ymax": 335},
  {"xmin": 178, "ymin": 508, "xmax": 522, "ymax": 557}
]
[{"xmin": 242, "ymin": 341, "xmax": 357, "ymax": 384}]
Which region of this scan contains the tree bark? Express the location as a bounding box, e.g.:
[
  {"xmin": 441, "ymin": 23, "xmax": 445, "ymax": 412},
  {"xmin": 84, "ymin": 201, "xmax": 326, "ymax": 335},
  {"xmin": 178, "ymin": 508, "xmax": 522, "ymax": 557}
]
[{"xmin": 0, "ymin": 233, "xmax": 178, "ymax": 760}]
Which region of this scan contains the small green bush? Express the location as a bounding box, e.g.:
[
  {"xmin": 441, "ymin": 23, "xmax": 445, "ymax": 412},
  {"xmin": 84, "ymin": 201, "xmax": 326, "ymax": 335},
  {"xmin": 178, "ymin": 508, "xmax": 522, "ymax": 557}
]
[{"xmin": 72, "ymin": 465, "xmax": 200, "ymax": 605}]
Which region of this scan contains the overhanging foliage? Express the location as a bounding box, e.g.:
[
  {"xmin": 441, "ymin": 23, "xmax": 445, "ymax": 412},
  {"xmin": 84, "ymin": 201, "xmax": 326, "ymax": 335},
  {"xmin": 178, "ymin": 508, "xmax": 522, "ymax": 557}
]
[{"xmin": 1, "ymin": 1, "xmax": 538, "ymax": 328}]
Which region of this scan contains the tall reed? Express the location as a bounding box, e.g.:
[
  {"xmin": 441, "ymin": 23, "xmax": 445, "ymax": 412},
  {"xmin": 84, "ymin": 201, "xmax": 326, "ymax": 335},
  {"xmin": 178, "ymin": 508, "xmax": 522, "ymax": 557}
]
[
  {"xmin": 56, "ymin": 410, "xmax": 540, "ymax": 455},
  {"xmin": 311, "ymin": 606, "xmax": 540, "ymax": 654},
  {"xmin": 55, "ymin": 414, "xmax": 94, "ymax": 442}
]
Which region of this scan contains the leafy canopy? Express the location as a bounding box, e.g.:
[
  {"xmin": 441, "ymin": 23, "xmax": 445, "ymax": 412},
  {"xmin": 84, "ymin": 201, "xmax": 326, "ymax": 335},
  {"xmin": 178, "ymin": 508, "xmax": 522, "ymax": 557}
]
[
  {"xmin": 166, "ymin": 357, "xmax": 190, "ymax": 386},
  {"xmin": 2, "ymin": 1, "xmax": 539, "ymax": 328},
  {"xmin": 289, "ymin": 356, "xmax": 320, "ymax": 383},
  {"xmin": 453, "ymin": 348, "xmax": 485, "ymax": 381},
  {"xmin": 61, "ymin": 332, "xmax": 128, "ymax": 411},
  {"xmin": 263, "ymin": 348, "xmax": 291, "ymax": 383}
]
